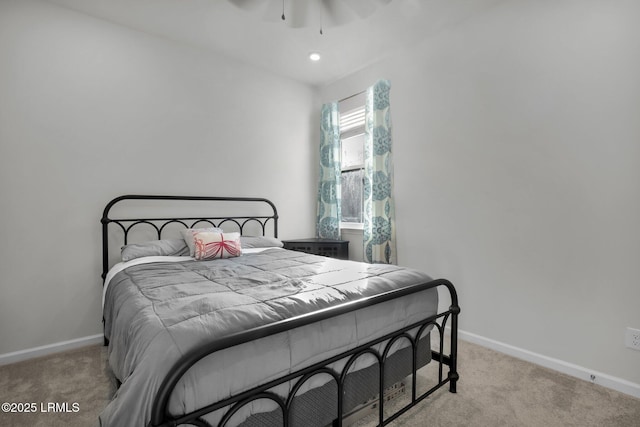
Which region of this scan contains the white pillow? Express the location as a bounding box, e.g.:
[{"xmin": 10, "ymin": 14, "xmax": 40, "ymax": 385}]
[
  {"xmin": 182, "ymin": 227, "xmax": 223, "ymax": 256},
  {"xmin": 121, "ymin": 239, "xmax": 189, "ymax": 262},
  {"xmin": 239, "ymin": 236, "xmax": 284, "ymax": 249},
  {"xmin": 193, "ymin": 231, "xmax": 242, "ymax": 260}
]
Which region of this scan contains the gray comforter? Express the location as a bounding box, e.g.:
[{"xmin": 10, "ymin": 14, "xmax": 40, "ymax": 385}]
[{"xmin": 100, "ymin": 248, "xmax": 437, "ymax": 426}]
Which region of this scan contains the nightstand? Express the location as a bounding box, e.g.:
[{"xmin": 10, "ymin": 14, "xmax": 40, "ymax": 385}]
[{"xmin": 282, "ymin": 238, "xmax": 349, "ymax": 260}]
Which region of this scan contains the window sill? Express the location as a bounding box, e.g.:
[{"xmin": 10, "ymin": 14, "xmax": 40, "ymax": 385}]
[{"xmin": 340, "ymin": 222, "xmax": 364, "ymax": 231}]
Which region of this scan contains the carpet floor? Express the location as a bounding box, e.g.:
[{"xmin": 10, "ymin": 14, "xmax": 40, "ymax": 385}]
[{"xmin": 0, "ymin": 339, "xmax": 638, "ymax": 427}]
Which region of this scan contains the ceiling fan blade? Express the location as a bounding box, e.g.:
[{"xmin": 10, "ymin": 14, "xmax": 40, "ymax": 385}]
[
  {"xmin": 228, "ymin": 0, "xmax": 282, "ymax": 22},
  {"xmin": 336, "ymin": 0, "xmax": 394, "ymax": 18},
  {"xmin": 228, "ymin": 0, "xmax": 394, "ymax": 29},
  {"xmin": 243, "ymin": 0, "xmax": 315, "ymax": 28},
  {"xmin": 323, "ymin": 0, "xmax": 394, "ymax": 27},
  {"xmin": 322, "ymin": 0, "xmax": 357, "ymax": 27},
  {"xmin": 227, "ymin": 0, "xmax": 262, "ymax": 12}
]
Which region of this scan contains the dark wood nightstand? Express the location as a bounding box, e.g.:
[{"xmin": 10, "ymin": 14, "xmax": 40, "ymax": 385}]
[{"xmin": 282, "ymin": 238, "xmax": 349, "ymax": 260}]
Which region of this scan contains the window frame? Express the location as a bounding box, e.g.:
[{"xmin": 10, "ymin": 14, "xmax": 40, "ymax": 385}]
[{"xmin": 339, "ymin": 106, "xmax": 366, "ymax": 230}]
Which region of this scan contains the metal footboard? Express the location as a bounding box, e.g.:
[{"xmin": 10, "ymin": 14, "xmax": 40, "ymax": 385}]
[{"xmin": 149, "ymin": 278, "xmax": 459, "ymax": 427}]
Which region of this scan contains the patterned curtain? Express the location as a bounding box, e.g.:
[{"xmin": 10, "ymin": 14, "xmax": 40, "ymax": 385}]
[
  {"xmin": 316, "ymin": 102, "xmax": 342, "ymax": 239},
  {"xmin": 363, "ymin": 79, "xmax": 397, "ymax": 264}
]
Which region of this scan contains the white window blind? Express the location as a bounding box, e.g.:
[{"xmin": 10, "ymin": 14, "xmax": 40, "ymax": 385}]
[{"xmin": 339, "ymin": 106, "xmax": 365, "ymax": 137}]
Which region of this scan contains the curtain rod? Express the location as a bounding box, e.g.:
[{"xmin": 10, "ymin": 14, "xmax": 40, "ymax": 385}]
[{"xmin": 338, "ymin": 90, "xmax": 365, "ymax": 103}]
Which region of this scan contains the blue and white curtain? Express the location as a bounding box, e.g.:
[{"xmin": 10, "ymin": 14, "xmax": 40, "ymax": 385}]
[
  {"xmin": 364, "ymin": 79, "xmax": 397, "ymax": 264},
  {"xmin": 316, "ymin": 102, "xmax": 341, "ymax": 239}
]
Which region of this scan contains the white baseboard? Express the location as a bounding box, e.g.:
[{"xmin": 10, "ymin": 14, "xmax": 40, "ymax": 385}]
[
  {"xmin": 0, "ymin": 334, "xmax": 104, "ymax": 366},
  {"xmin": 458, "ymin": 329, "xmax": 640, "ymax": 399}
]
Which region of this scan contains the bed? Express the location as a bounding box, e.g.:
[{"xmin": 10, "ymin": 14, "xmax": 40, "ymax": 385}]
[{"xmin": 100, "ymin": 195, "xmax": 460, "ymax": 427}]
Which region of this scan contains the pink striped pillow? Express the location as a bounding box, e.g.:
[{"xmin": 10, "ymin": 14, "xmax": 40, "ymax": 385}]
[{"xmin": 192, "ymin": 231, "xmax": 242, "ymax": 260}]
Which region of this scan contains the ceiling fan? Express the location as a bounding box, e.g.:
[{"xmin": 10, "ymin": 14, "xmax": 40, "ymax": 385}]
[{"xmin": 228, "ymin": 0, "xmax": 393, "ymax": 30}]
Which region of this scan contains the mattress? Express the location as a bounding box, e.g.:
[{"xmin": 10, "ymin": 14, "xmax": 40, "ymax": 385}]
[{"xmin": 100, "ymin": 248, "xmax": 438, "ymax": 427}]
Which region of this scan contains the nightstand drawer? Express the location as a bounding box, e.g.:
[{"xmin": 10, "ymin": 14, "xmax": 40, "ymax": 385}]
[{"xmin": 282, "ymin": 238, "xmax": 349, "ymax": 260}]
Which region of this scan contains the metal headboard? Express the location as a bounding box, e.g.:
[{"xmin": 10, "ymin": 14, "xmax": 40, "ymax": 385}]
[{"xmin": 101, "ymin": 195, "xmax": 278, "ymax": 280}]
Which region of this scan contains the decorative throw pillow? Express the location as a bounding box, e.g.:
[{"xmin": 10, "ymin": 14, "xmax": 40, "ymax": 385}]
[
  {"xmin": 193, "ymin": 231, "xmax": 242, "ymax": 260},
  {"xmin": 182, "ymin": 227, "xmax": 223, "ymax": 256}
]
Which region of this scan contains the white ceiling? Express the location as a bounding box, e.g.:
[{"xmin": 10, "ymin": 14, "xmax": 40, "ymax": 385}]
[{"xmin": 45, "ymin": 0, "xmax": 506, "ymax": 87}]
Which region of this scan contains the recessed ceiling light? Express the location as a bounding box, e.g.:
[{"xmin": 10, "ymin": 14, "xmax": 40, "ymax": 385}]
[{"xmin": 309, "ymin": 52, "xmax": 321, "ymax": 61}]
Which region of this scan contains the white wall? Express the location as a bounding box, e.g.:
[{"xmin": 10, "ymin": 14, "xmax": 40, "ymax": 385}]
[
  {"xmin": 319, "ymin": 0, "xmax": 640, "ymax": 385},
  {"xmin": 0, "ymin": 0, "xmax": 317, "ymax": 355}
]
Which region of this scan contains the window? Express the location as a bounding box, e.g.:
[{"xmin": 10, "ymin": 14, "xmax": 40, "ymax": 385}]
[{"xmin": 339, "ymin": 106, "xmax": 365, "ymax": 228}]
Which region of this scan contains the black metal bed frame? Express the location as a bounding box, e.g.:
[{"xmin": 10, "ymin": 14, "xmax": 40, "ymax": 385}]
[
  {"xmin": 101, "ymin": 195, "xmax": 460, "ymax": 427},
  {"xmin": 101, "ymin": 195, "xmax": 279, "ymax": 280}
]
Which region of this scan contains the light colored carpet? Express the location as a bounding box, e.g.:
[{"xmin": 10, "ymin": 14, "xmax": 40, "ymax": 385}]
[
  {"xmin": 0, "ymin": 340, "xmax": 638, "ymax": 427},
  {"xmin": 0, "ymin": 344, "xmax": 113, "ymax": 427}
]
